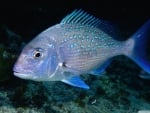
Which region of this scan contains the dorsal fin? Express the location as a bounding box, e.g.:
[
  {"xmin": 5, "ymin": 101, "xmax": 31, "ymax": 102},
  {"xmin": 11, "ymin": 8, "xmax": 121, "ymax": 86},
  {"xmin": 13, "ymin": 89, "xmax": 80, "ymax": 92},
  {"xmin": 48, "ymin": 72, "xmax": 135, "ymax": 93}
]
[
  {"xmin": 61, "ymin": 9, "xmax": 101, "ymax": 27},
  {"xmin": 61, "ymin": 9, "xmax": 120, "ymax": 37}
]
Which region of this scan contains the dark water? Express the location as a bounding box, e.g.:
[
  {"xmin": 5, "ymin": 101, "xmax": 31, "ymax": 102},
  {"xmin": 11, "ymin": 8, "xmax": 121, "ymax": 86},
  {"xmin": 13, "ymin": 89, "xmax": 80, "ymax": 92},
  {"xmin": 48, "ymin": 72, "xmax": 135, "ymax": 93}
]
[{"xmin": 0, "ymin": 0, "xmax": 150, "ymax": 113}]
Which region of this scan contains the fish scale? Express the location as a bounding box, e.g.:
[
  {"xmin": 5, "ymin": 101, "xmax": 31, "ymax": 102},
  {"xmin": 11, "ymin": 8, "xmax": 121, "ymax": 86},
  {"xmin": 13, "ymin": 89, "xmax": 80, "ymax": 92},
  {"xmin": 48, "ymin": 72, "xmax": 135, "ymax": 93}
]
[{"xmin": 57, "ymin": 25, "xmax": 123, "ymax": 72}]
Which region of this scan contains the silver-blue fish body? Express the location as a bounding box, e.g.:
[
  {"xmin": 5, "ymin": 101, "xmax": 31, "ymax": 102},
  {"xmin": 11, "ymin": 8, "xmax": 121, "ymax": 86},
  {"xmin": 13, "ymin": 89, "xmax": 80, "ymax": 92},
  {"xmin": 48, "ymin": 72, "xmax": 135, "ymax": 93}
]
[
  {"xmin": 45, "ymin": 24, "xmax": 125, "ymax": 72},
  {"xmin": 13, "ymin": 9, "xmax": 150, "ymax": 89}
]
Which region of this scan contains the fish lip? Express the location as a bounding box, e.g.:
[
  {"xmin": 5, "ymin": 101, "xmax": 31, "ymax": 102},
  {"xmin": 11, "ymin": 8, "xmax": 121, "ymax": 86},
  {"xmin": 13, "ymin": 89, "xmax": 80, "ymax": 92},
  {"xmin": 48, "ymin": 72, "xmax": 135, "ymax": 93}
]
[
  {"xmin": 13, "ymin": 71, "xmax": 39, "ymax": 80},
  {"xmin": 13, "ymin": 71, "xmax": 30, "ymax": 78}
]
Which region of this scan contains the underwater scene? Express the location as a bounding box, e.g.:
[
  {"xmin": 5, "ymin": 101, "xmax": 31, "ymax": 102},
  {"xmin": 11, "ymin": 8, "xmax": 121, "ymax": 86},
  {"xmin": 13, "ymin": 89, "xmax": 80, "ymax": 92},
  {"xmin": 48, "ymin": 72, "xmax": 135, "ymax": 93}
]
[{"xmin": 0, "ymin": 1, "xmax": 150, "ymax": 113}]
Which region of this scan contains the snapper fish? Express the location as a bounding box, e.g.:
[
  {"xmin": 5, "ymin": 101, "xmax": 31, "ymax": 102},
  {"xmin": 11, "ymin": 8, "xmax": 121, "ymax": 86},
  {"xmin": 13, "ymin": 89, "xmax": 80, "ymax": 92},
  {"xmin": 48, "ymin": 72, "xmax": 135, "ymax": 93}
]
[{"xmin": 13, "ymin": 9, "xmax": 150, "ymax": 89}]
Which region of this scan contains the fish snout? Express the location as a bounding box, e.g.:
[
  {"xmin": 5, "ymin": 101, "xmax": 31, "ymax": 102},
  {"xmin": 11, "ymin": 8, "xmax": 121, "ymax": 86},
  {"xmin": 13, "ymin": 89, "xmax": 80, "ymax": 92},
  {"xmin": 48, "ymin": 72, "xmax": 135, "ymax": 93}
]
[{"xmin": 13, "ymin": 63, "xmax": 33, "ymax": 79}]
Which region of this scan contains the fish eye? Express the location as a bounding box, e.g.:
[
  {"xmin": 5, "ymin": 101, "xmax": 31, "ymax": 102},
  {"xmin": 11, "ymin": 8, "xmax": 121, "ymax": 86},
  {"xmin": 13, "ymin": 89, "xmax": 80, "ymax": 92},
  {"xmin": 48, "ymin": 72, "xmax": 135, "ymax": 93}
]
[{"xmin": 33, "ymin": 48, "xmax": 44, "ymax": 59}]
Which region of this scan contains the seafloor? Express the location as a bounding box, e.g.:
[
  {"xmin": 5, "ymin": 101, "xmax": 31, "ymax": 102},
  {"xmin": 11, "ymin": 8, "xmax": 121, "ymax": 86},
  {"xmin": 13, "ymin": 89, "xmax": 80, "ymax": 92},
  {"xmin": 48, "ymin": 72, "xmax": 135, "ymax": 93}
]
[{"xmin": 0, "ymin": 22, "xmax": 150, "ymax": 113}]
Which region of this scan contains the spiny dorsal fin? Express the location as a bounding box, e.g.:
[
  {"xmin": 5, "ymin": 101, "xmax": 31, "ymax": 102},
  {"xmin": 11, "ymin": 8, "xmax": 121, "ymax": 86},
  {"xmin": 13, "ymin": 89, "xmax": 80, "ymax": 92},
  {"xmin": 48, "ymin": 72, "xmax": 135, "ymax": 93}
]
[
  {"xmin": 61, "ymin": 9, "xmax": 120, "ymax": 37},
  {"xmin": 61, "ymin": 9, "xmax": 101, "ymax": 27}
]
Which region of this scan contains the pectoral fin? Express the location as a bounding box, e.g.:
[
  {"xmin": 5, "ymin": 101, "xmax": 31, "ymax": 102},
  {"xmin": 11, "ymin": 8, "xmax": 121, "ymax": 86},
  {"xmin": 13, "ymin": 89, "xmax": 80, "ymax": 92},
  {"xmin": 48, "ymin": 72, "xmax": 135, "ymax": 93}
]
[
  {"xmin": 61, "ymin": 76, "xmax": 89, "ymax": 89},
  {"xmin": 90, "ymin": 59, "xmax": 112, "ymax": 76}
]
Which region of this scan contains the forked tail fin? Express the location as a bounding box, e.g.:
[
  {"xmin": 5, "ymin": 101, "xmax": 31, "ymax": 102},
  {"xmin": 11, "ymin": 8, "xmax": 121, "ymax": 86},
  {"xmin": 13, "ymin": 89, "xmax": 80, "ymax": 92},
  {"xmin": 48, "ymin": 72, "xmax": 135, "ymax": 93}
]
[{"xmin": 129, "ymin": 20, "xmax": 150, "ymax": 78}]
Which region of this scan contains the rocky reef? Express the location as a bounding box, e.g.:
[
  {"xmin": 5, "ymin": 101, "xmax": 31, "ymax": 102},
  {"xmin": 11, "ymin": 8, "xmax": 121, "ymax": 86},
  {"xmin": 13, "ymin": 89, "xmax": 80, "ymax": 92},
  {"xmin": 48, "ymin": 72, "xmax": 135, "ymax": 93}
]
[{"xmin": 0, "ymin": 70, "xmax": 150, "ymax": 113}]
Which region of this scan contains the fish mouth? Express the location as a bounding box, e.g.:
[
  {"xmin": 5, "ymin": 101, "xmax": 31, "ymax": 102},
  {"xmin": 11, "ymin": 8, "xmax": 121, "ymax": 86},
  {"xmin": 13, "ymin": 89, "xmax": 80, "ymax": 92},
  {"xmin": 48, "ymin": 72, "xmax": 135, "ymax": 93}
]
[
  {"xmin": 13, "ymin": 71, "xmax": 39, "ymax": 81},
  {"xmin": 13, "ymin": 71, "xmax": 31, "ymax": 79}
]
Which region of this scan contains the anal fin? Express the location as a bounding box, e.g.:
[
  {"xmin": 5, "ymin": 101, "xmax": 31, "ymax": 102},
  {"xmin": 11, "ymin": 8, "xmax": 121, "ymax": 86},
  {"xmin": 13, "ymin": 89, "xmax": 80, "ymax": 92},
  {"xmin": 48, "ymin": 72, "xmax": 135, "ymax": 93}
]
[{"xmin": 90, "ymin": 59, "xmax": 112, "ymax": 76}]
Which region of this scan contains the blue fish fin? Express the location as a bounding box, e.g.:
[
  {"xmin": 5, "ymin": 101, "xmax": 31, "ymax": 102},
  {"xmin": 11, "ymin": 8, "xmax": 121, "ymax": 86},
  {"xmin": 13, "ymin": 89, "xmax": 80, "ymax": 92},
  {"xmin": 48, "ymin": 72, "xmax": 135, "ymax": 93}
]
[
  {"xmin": 129, "ymin": 20, "xmax": 150, "ymax": 76},
  {"xmin": 61, "ymin": 9, "xmax": 101, "ymax": 27},
  {"xmin": 61, "ymin": 9, "xmax": 120, "ymax": 37},
  {"xmin": 90, "ymin": 59, "xmax": 112, "ymax": 76},
  {"xmin": 61, "ymin": 76, "xmax": 89, "ymax": 89}
]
